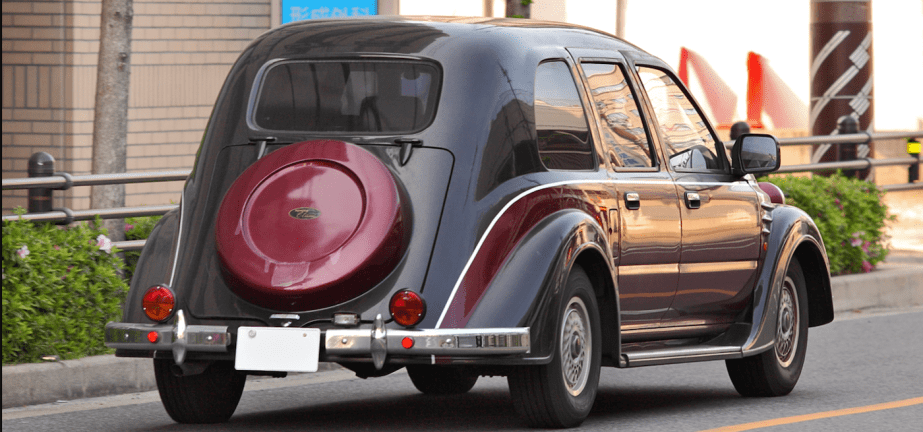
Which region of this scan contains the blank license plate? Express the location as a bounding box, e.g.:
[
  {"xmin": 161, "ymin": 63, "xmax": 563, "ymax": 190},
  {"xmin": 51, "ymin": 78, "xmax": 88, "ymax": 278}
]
[{"xmin": 235, "ymin": 327, "xmax": 320, "ymax": 372}]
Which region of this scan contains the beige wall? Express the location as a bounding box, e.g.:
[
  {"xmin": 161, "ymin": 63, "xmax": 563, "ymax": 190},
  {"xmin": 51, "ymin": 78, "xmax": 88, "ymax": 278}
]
[{"xmin": 2, "ymin": 0, "xmax": 270, "ymax": 214}]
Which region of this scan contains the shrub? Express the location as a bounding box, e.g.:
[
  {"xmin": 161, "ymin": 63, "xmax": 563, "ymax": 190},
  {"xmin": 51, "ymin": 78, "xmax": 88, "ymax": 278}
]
[
  {"xmin": 2, "ymin": 212, "xmax": 128, "ymax": 364},
  {"xmin": 123, "ymin": 215, "xmax": 163, "ymax": 283},
  {"xmin": 761, "ymin": 172, "xmax": 893, "ymax": 275}
]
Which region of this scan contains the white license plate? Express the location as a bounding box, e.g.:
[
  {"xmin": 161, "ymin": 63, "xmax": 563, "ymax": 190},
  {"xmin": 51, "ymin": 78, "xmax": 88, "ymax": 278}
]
[{"xmin": 235, "ymin": 327, "xmax": 320, "ymax": 372}]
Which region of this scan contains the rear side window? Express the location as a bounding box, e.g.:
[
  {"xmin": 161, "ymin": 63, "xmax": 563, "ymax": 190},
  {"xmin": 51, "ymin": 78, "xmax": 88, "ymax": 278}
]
[
  {"xmin": 253, "ymin": 60, "xmax": 440, "ymax": 133},
  {"xmin": 637, "ymin": 67, "xmax": 724, "ymax": 172},
  {"xmin": 580, "ymin": 62, "xmax": 654, "ymax": 168},
  {"xmin": 534, "ymin": 61, "xmax": 595, "ymax": 171}
]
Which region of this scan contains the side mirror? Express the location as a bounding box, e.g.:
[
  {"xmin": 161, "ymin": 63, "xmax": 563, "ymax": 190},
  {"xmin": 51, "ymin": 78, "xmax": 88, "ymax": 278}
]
[{"xmin": 731, "ymin": 133, "xmax": 781, "ymax": 176}]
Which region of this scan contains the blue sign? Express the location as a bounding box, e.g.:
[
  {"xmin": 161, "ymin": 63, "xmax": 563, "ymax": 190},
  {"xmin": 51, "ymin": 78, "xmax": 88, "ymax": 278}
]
[{"xmin": 282, "ymin": 0, "xmax": 377, "ymax": 24}]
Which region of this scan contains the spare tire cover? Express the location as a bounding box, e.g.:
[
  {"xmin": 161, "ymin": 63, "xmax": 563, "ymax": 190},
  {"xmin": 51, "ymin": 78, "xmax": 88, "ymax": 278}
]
[{"xmin": 215, "ymin": 140, "xmax": 408, "ymax": 311}]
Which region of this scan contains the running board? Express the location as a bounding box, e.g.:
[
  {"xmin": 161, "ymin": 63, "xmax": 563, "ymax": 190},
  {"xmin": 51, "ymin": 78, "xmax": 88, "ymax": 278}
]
[{"xmin": 620, "ymin": 345, "xmax": 742, "ymax": 368}]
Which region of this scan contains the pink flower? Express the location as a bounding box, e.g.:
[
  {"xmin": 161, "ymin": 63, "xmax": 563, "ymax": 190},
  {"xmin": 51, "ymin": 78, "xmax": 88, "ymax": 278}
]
[
  {"xmin": 862, "ymin": 261, "xmax": 873, "ymax": 273},
  {"xmin": 125, "ymin": 223, "xmax": 134, "ymax": 231},
  {"xmin": 862, "ymin": 241, "xmax": 870, "ymax": 254},
  {"xmin": 16, "ymin": 245, "xmax": 29, "ymax": 259},
  {"xmin": 95, "ymin": 234, "xmax": 113, "ymax": 254},
  {"xmin": 53, "ymin": 245, "xmax": 61, "ymax": 250},
  {"xmin": 850, "ymin": 238, "xmax": 863, "ymax": 247}
]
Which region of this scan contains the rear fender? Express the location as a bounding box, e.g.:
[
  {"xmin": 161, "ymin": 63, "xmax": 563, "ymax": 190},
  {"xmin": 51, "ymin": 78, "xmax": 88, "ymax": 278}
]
[
  {"xmin": 742, "ymin": 205, "xmax": 833, "ymax": 356},
  {"xmin": 121, "ymin": 205, "xmax": 181, "ymax": 323},
  {"xmin": 464, "ymin": 210, "xmax": 617, "ymax": 363}
]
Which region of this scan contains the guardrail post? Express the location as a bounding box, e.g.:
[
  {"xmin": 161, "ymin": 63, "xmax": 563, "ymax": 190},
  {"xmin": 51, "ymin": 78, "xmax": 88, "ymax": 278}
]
[
  {"xmin": 27, "ymin": 152, "xmax": 55, "ymax": 213},
  {"xmin": 909, "ymin": 137, "xmax": 921, "ymax": 183}
]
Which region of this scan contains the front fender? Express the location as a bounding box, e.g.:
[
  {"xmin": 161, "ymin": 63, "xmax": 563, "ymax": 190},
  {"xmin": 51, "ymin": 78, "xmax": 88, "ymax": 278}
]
[
  {"xmin": 464, "ymin": 210, "xmax": 613, "ymax": 362},
  {"xmin": 742, "ymin": 204, "xmax": 833, "ymax": 356},
  {"xmin": 122, "ymin": 205, "xmax": 181, "ymax": 323}
]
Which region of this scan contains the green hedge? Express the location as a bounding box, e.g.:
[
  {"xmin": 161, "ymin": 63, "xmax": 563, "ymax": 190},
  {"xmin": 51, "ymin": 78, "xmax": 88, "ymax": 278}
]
[
  {"xmin": 2, "ymin": 212, "xmax": 128, "ymax": 364},
  {"xmin": 123, "ymin": 215, "xmax": 162, "ymax": 283},
  {"xmin": 761, "ymin": 173, "xmax": 893, "ymax": 275}
]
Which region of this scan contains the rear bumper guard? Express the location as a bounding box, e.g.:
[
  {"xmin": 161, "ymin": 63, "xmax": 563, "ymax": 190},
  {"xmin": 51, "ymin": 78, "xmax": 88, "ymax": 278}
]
[{"xmin": 105, "ymin": 310, "xmax": 530, "ymax": 368}]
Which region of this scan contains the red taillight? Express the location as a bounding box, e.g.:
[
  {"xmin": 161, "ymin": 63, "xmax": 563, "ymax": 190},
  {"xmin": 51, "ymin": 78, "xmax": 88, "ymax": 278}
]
[
  {"xmin": 390, "ymin": 290, "xmax": 426, "ymax": 327},
  {"xmin": 142, "ymin": 285, "xmax": 175, "ymax": 322},
  {"xmin": 147, "ymin": 331, "xmax": 159, "ymax": 343}
]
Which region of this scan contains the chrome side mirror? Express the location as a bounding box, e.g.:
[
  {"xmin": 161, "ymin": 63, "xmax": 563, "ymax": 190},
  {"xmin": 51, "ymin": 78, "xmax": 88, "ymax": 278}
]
[{"xmin": 731, "ymin": 133, "xmax": 781, "ymax": 176}]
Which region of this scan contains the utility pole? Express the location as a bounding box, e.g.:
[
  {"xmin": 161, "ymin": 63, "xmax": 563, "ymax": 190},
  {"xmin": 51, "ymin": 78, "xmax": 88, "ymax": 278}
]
[
  {"xmin": 810, "ymin": 0, "xmax": 874, "ymax": 179},
  {"xmin": 91, "ymin": 0, "xmax": 133, "ymax": 241}
]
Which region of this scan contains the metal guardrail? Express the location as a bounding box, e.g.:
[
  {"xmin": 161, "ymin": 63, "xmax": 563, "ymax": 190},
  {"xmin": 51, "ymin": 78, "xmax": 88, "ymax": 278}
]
[{"xmin": 3, "ymin": 130, "xmax": 921, "ymax": 250}]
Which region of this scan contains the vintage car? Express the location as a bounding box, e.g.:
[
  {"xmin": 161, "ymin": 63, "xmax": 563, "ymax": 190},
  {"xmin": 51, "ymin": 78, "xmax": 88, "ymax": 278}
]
[{"xmin": 105, "ymin": 16, "xmax": 834, "ymax": 428}]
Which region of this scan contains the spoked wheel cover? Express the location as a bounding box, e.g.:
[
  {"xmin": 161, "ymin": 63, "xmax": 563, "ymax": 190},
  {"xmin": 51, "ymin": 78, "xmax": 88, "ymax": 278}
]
[
  {"xmin": 561, "ymin": 296, "xmax": 591, "ymax": 396},
  {"xmin": 775, "ymin": 275, "xmax": 800, "ymax": 367},
  {"xmin": 215, "ymin": 140, "xmax": 408, "ymax": 311}
]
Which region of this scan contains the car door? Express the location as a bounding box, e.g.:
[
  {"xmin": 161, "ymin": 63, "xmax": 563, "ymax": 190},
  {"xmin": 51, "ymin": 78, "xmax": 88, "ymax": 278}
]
[
  {"xmin": 634, "ymin": 65, "xmax": 762, "ymax": 328},
  {"xmin": 572, "ymin": 51, "xmax": 682, "ymax": 335}
]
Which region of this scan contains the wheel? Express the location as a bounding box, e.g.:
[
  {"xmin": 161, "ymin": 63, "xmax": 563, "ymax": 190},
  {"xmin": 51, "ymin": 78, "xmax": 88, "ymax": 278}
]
[
  {"xmin": 407, "ymin": 365, "xmax": 479, "ymax": 394},
  {"xmin": 508, "ymin": 264, "xmax": 601, "ymax": 428},
  {"xmin": 726, "ymin": 257, "xmax": 809, "ymax": 397},
  {"xmin": 154, "ymin": 359, "xmax": 246, "ymax": 423}
]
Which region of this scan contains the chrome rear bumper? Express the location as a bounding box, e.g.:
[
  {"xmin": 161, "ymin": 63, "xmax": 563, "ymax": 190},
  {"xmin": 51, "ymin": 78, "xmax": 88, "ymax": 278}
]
[{"xmin": 105, "ymin": 310, "xmax": 530, "ymax": 369}]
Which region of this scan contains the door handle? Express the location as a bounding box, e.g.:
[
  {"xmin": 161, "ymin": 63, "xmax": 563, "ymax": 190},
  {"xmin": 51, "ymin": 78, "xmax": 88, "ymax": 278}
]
[
  {"xmin": 625, "ymin": 192, "xmax": 640, "ymax": 210},
  {"xmin": 685, "ymin": 192, "xmax": 701, "ymax": 209}
]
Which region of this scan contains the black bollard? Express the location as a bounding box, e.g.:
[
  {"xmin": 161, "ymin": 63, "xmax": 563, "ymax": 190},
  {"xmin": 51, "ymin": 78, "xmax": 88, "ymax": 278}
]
[
  {"xmin": 837, "ymin": 116, "xmax": 861, "ymax": 178},
  {"xmin": 27, "ymin": 152, "xmax": 55, "ymax": 213},
  {"xmin": 729, "ymin": 121, "xmax": 751, "ymax": 141}
]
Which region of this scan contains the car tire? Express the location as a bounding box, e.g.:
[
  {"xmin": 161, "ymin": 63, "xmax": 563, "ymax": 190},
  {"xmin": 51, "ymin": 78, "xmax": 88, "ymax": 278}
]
[
  {"xmin": 154, "ymin": 359, "xmax": 246, "ymax": 423},
  {"xmin": 726, "ymin": 257, "xmax": 809, "ymax": 397},
  {"xmin": 508, "ymin": 264, "xmax": 601, "ymax": 428},
  {"xmin": 406, "ymin": 365, "xmax": 479, "ymax": 395}
]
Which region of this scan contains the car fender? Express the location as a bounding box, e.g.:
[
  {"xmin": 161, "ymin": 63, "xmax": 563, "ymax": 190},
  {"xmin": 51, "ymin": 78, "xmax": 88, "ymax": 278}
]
[
  {"xmin": 462, "ymin": 210, "xmax": 616, "ymax": 363},
  {"xmin": 742, "ymin": 204, "xmax": 833, "ymax": 356},
  {"xmin": 121, "ymin": 205, "xmax": 181, "ymax": 323}
]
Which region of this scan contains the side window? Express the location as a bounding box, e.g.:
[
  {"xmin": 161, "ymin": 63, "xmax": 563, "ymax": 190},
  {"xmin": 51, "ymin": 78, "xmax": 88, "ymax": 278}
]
[
  {"xmin": 637, "ymin": 67, "xmax": 724, "ymax": 172},
  {"xmin": 580, "ymin": 63, "xmax": 654, "ymax": 168},
  {"xmin": 534, "ymin": 61, "xmax": 595, "ymax": 170}
]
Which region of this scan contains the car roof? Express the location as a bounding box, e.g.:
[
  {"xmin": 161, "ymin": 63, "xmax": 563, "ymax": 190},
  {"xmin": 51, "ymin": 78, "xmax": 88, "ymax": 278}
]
[{"xmin": 248, "ymin": 15, "xmax": 652, "ymax": 60}]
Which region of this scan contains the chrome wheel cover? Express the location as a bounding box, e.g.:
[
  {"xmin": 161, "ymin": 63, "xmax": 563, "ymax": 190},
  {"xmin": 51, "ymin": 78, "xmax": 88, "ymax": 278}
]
[
  {"xmin": 775, "ymin": 275, "xmax": 800, "ymax": 368},
  {"xmin": 561, "ymin": 296, "xmax": 591, "ymax": 396}
]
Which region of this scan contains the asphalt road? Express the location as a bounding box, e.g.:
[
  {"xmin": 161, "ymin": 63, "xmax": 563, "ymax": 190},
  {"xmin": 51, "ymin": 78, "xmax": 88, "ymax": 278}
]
[{"xmin": 4, "ymin": 307, "xmax": 922, "ymax": 432}]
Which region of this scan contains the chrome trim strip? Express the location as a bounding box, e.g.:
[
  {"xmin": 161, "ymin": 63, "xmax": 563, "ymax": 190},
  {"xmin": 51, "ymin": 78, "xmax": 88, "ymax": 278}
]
[
  {"xmin": 434, "ymin": 178, "xmax": 754, "ymax": 328},
  {"xmin": 326, "ymin": 327, "xmax": 530, "ymax": 356},
  {"xmin": 679, "ymin": 261, "xmax": 758, "ymax": 274},
  {"xmin": 618, "ymin": 263, "xmax": 679, "ymax": 276},
  {"xmin": 168, "ymin": 191, "xmax": 185, "ymax": 288}
]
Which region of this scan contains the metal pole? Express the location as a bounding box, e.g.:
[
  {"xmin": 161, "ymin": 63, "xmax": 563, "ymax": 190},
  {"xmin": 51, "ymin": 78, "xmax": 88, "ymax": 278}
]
[
  {"xmin": 27, "ymin": 152, "xmax": 55, "ymax": 213},
  {"xmin": 810, "ymin": 0, "xmax": 874, "ymax": 178},
  {"xmin": 616, "ymin": 0, "xmax": 627, "ymax": 39}
]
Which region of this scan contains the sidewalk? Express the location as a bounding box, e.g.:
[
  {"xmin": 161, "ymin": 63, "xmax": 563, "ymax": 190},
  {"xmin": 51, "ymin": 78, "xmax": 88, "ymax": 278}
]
[{"xmin": 3, "ymin": 251, "xmax": 922, "ymax": 409}]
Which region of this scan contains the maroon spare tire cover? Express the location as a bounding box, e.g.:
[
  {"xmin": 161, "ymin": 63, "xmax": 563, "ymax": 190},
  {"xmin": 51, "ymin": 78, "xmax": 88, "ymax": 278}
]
[{"xmin": 215, "ymin": 140, "xmax": 408, "ymax": 311}]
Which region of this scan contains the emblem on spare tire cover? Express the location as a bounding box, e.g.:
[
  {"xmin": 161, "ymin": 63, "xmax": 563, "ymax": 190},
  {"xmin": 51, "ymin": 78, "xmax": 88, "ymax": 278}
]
[{"xmin": 289, "ymin": 207, "xmax": 320, "ymax": 220}]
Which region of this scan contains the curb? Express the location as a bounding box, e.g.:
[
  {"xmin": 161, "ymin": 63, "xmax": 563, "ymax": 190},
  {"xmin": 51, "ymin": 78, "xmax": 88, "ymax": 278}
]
[{"xmin": 4, "ymin": 264, "xmax": 922, "ymax": 409}]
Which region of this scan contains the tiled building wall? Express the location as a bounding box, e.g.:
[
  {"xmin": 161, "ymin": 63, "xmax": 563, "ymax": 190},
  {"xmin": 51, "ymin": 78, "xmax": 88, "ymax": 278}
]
[{"xmin": 2, "ymin": 0, "xmax": 270, "ymax": 214}]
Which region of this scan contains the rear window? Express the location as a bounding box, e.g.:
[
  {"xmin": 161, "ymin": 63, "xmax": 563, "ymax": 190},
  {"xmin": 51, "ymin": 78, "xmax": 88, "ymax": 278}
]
[{"xmin": 252, "ymin": 60, "xmax": 440, "ymax": 133}]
